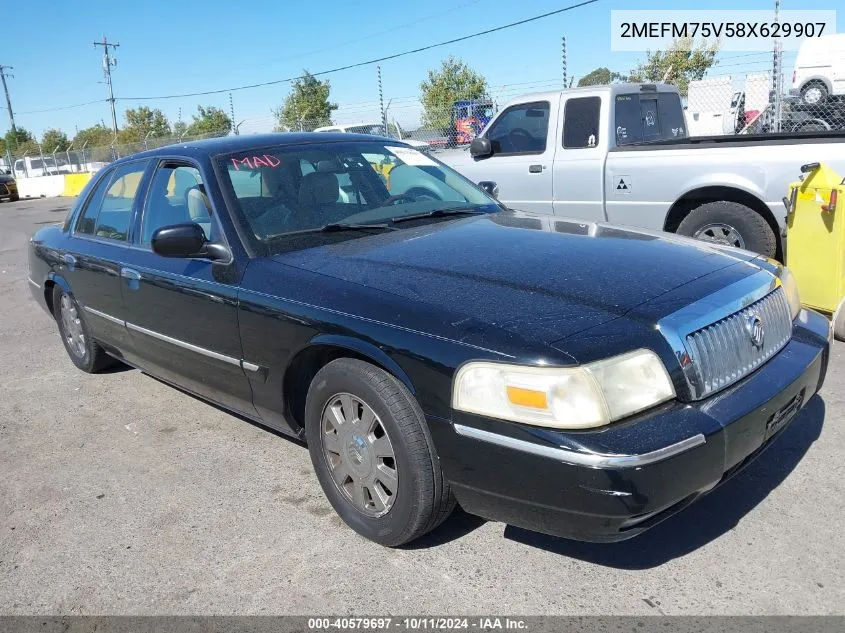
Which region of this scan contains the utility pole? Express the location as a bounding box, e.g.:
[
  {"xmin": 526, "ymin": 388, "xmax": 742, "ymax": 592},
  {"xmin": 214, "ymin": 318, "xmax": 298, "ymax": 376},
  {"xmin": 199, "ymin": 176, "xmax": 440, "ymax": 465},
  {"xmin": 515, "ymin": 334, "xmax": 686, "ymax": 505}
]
[
  {"xmin": 0, "ymin": 65, "xmax": 17, "ymax": 136},
  {"xmin": 377, "ymin": 65, "xmax": 387, "ymax": 135},
  {"xmin": 229, "ymin": 92, "xmax": 237, "ymax": 135},
  {"xmin": 771, "ymin": 0, "xmax": 782, "ymax": 132},
  {"xmin": 93, "ymin": 36, "xmax": 120, "ymax": 135},
  {"xmin": 561, "ymin": 36, "xmax": 567, "ymax": 89}
]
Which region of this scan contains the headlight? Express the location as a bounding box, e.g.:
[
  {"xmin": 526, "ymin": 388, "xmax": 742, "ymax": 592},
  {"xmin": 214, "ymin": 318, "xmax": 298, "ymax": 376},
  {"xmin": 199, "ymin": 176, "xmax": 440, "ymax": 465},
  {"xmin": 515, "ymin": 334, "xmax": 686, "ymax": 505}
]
[
  {"xmin": 779, "ymin": 266, "xmax": 801, "ymax": 320},
  {"xmin": 452, "ymin": 349, "xmax": 676, "ymax": 430}
]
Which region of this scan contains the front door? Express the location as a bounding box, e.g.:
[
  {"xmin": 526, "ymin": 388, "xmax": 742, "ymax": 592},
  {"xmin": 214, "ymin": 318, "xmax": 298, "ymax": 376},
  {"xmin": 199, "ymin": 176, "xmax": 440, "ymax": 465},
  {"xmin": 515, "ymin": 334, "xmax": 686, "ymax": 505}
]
[
  {"xmin": 471, "ymin": 99, "xmax": 557, "ymax": 214},
  {"xmin": 119, "ymin": 160, "xmax": 255, "ymax": 417}
]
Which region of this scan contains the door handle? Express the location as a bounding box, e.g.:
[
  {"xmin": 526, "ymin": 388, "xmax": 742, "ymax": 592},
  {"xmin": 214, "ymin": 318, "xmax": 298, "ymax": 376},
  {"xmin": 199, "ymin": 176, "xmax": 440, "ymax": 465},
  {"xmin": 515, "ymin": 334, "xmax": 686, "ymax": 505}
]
[
  {"xmin": 528, "ymin": 165, "xmax": 543, "ymax": 173},
  {"xmin": 120, "ymin": 267, "xmax": 141, "ymax": 281}
]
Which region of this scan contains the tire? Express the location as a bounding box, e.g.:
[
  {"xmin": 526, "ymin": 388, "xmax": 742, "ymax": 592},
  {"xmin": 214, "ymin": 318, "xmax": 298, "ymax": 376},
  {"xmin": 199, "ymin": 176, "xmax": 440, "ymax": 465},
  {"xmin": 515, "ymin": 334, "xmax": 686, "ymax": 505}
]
[
  {"xmin": 10, "ymin": 193, "xmax": 19, "ymax": 202},
  {"xmin": 834, "ymin": 301, "xmax": 845, "ymax": 343},
  {"xmin": 305, "ymin": 358, "xmax": 455, "ymax": 546},
  {"xmin": 677, "ymin": 200, "xmax": 777, "ymax": 258},
  {"xmin": 53, "ymin": 286, "xmax": 116, "ymax": 373},
  {"xmin": 801, "ymin": 81, "xmax": 829, "ymax": 106}
]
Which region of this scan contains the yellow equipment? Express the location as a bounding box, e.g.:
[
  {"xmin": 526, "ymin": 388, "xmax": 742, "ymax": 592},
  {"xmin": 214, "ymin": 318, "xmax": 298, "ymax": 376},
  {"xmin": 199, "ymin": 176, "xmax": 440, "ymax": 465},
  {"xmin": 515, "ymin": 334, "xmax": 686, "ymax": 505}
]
[{"xmin": 784, "ymin": 162, "xmax": 845, "ymax": 340}]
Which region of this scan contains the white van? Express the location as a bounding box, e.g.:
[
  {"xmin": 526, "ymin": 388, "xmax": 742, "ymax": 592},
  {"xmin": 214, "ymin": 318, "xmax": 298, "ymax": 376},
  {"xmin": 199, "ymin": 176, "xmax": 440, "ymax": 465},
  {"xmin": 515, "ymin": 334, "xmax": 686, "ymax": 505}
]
[{"xmin": 791, "ymin": 33, "xmax": 845, "ymax": 105}]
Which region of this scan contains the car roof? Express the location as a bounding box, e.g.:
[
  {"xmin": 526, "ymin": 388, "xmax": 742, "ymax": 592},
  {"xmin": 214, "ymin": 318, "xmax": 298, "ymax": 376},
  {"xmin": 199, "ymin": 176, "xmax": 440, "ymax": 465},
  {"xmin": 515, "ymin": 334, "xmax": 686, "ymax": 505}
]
[{"xmin": 112, "ymin": 132, "xmax": 406, "ymax": 165}]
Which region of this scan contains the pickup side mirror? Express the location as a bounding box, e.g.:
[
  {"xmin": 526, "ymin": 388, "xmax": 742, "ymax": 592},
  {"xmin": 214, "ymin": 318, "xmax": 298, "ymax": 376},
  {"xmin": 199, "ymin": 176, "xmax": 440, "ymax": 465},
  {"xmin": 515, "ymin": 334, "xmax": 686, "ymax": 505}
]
[
  {"xmin": 478, "ymin": 181, "xmax": 499, "ymax": 198},
  {"xmin": 470, "ymin": 137, "xmax": 493, "ymax": 159},
  {"xmin": 151, "ymin": 223, "xmax": 216, "ymax": 259}
]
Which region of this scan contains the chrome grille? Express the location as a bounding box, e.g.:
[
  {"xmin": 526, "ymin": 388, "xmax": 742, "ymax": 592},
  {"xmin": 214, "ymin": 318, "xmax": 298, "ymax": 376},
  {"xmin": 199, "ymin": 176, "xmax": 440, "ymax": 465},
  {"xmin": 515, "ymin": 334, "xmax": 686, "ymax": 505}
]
[{"xmin": 684, "ymin": 287, "xmax": 792, "ymax": 399}]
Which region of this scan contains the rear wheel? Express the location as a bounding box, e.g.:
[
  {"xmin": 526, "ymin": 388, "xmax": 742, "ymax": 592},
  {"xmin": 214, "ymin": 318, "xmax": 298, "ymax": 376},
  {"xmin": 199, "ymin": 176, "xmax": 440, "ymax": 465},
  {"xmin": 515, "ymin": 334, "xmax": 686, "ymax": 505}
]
[
  {"xmin": 53, "ymin": 286, "xmax": 116, "ymax": 373},
  {"xmin": 305, "ymin": 358, "xmax": 455, "ymax": 546},
  {"xmin": 801, "ymin": 81, "xmax": 829, "ymax": 106},
  {"xmin": 677, "ymin": 200, "xmax": 777, "ymax": 257},
  {"xmin": 834, "ymin": 301, "xmax": 845, "ymax": 342}
]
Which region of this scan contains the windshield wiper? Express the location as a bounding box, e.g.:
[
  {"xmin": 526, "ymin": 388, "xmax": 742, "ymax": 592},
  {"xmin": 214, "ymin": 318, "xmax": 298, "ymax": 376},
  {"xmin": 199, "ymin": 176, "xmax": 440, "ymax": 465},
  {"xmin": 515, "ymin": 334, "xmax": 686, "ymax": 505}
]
[
  {"xmin": 388, "ymin": 207, "xmax": 487, "ymax": 224},
  {"xmin": 268, "ymin": 222, "xmax": 398, "ymax": 238}
]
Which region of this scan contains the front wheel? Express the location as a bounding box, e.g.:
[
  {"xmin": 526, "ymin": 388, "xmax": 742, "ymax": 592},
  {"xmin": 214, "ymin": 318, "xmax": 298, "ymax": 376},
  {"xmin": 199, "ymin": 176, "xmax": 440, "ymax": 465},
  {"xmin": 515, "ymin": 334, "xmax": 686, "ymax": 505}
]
[
  {"xmin": 305, "ymin": 358, "xmax": 455, "ymax": 546},
  {"xmin": 677, "ymin": 201, "xmax": 777, "ymax": 257}
]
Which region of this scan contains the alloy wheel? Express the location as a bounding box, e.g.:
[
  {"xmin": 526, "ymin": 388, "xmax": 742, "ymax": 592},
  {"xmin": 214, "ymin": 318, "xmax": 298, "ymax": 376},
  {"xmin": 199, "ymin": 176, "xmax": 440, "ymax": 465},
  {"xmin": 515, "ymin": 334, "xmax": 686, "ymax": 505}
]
[
  {"xmin": 693, "ymin": 223, "xmax": 746, "ymax": 249},
  {"xmin": 60, "ymin": 293, "xmax": 87, "ymax": 358}
]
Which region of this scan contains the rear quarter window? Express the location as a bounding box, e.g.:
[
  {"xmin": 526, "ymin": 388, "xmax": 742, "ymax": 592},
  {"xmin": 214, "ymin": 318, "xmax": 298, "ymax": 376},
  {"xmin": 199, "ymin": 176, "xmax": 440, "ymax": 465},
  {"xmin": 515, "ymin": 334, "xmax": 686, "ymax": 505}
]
[{"xmin": 614, "ymin": 92, "xmax": 687, "ymax": 145}]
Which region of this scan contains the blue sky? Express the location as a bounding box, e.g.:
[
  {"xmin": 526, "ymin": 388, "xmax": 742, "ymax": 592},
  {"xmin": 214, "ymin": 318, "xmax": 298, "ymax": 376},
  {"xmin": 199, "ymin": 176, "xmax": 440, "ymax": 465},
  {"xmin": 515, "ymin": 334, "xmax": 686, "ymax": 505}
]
[{"xmin": 3, "ymin": 0, "xmax": 840, "ymax": 139}]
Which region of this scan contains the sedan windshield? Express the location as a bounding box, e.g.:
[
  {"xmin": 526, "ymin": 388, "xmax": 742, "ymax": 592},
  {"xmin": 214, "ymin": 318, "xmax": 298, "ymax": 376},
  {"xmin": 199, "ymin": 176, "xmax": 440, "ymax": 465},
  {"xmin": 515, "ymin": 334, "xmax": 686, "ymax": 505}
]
[{"xmin": 219, "ymin": 141, "xmax": 500, "ymax": 248}]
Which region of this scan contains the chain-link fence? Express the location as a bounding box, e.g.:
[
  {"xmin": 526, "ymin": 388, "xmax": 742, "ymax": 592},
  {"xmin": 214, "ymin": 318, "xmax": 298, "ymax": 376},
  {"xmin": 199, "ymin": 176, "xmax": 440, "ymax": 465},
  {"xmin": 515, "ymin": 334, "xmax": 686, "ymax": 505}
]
[
  {"xmin": 683, "ymin": 72, "xmax": 844, "ymax": 136},
  {"xmin": 6, "ymin": 74, "xmax": 842, "ymax": 180},
  {"xmin": 2, "ymin": 128, "xmax": 231, "ymax": 179}
]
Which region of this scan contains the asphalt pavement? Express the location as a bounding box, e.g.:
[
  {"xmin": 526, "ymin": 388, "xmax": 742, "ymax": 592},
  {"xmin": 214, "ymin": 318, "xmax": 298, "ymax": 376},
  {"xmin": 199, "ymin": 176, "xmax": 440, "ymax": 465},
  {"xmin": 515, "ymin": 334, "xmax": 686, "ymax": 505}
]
[{"xmin": 1, "ymin": 197, "xmax": 843, "ymax": 615}]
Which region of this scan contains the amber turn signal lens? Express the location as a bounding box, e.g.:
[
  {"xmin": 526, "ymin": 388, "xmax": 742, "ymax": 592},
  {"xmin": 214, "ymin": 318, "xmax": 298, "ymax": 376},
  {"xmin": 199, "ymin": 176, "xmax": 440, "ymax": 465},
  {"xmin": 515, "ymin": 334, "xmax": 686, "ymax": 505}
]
[{"xmin": 506, "ymin": 386, "xmax": 548, "ymax": 409}]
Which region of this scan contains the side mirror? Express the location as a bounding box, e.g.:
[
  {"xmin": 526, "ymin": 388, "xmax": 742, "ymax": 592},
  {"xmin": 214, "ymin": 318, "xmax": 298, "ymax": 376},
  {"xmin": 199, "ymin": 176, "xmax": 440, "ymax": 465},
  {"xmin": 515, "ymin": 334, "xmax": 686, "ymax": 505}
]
[
  {"xmin": 151, "ymin": 223, "xmax": 208, "ymax": 259},
  {"xmin": 470, "ymin": 137, "xmax": 492, "ymax": 159},
  {"xmin": 478, "ymin": 181, "xmax": 499, "ymax": 198}
]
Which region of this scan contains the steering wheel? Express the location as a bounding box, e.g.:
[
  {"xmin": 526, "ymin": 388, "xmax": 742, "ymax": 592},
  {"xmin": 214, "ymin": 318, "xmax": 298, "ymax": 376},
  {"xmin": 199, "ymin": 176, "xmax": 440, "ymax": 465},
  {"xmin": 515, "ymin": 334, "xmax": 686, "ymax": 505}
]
[
  {"xmin": 508, "ymin": 128, "xmax": 535, "ymax": 151},
  {"xmin": 383, "ymin": 187, "xmax": 443, "ymax": 206}
]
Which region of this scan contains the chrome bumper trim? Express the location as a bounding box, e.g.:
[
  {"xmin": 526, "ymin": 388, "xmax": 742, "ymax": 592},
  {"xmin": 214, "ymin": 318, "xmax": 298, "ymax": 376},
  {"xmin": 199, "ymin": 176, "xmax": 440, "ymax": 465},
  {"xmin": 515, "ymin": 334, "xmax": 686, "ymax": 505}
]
[
  {"xmin": 453, "ymin": 423, "xmax": 706, "ymax": 468},
  {"xmin": 84, "ymin": 305, "xmax": 126, "ymax": 327},
  {"xmin": 27, "ymin": 277, "xmax": 41, "ymax": 289}
]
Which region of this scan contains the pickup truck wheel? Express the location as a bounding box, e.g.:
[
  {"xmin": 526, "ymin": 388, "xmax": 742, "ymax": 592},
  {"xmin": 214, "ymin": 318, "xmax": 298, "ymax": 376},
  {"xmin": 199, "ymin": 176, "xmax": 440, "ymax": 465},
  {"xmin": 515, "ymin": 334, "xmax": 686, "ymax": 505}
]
[
  {"xmin": 834, "ymin": 302, "xmax": 845, "ymax": 342},
  {"xmin": 305, "ymin": 358, "xmax": 456, "ymax": 546},
  {"xmin": 677, "ymin": 201, "xmax": 777, "ymax": 257},
  {"xmin": 801, "ymin": 81, "xmax": 828, "ymax": 106}
]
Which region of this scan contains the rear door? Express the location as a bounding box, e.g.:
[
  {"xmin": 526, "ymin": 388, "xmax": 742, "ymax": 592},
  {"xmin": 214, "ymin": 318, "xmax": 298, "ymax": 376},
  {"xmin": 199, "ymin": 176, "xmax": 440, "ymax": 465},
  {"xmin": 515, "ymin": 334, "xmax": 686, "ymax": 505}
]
[
  {"xmin": 551, "ymin": 95, "xmax": 607, "ymax": 221},
  {"xmin": 119, "ymin": 159, "xmax": 256, "ymax": 417},
  {"xmin": 470, "ymin": 99, "xmax": 558, "ymax": 214},
  {"xmin": 62, "ymin": 160, "xmax": 150, "ymax": 351}
]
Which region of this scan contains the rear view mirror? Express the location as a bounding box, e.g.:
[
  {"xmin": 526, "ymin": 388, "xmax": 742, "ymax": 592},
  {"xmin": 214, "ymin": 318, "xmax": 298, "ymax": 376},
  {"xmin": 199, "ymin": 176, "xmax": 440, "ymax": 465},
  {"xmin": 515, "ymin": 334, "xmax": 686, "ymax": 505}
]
[
  {"xmin": 151, "ymin": 223, "xmax": 207, "ymax": 258},
  {"xmin": 470, "ymin": 137, "xmax": 492, "ymax": 159}
]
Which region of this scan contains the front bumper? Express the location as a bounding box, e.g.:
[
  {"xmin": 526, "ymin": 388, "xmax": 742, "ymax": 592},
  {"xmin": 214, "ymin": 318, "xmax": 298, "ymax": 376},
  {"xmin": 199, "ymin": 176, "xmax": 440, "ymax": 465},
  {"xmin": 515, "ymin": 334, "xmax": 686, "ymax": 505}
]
[{"xmin": 429, "ymin": 309, "xmax": 831, "ymax": 542}]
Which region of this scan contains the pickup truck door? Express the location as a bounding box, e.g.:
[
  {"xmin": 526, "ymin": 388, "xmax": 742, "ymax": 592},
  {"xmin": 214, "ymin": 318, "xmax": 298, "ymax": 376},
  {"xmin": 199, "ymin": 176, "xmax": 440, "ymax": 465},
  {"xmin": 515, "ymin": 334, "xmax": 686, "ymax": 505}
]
[
  {"xmin": 470, "ymin": 98, "xmax": 557, "ymax": 214},
  {"xmin": 551, "ymin": 94, "xmax": 607, "ymax": 222}
]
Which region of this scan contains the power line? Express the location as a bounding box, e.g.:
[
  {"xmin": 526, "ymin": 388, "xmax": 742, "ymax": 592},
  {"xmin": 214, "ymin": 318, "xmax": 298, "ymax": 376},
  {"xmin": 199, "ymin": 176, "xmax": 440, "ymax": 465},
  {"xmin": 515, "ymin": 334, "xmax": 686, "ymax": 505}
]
[
  {"xmin": 117, "ymin": 0, "xmax": 600, "ymax": 101},
  {"xmin": 17, "ymin": 99, "xmax": 106, "ymax": 115}
]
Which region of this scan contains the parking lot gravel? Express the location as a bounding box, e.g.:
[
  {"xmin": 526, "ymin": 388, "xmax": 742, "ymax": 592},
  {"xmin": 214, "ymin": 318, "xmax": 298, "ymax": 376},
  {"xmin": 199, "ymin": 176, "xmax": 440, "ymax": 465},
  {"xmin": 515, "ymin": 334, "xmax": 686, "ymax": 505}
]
[{"xmin": 1, "ymin": 197, "xmax": 844, "ymax": 615}]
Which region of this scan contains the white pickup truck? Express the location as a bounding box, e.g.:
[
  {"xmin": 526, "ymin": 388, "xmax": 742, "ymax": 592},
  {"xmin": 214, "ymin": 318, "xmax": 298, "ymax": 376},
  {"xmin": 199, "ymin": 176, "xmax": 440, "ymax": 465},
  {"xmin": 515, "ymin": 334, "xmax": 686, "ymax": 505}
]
[{"xmin": 438, "ymin": 83, "xmax": 845, "ymax": 257}]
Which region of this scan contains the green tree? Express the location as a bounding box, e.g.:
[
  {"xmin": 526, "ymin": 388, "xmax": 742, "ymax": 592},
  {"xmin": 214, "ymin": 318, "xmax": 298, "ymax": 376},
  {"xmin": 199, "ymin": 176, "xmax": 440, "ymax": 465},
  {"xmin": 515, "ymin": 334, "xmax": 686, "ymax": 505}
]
[
  {"xmin": 577, "ymin": 67, "xmax": 625, "ymax": 87},
  {"xmin": 41, "ymin": 128, "xmax": 70, "ymax": 152},
  {"xmin": 173, "ymin": 120, "xmax": 188, "ymax": 138},
  {"xmin": 4, "ymin": 127, "xmax": 35, "ymax": 152},
  {"xmin": 274, "ymin": 71, "xmax": 337, "ymax": 131},
  {"xmin": 186, "ymin": 105, "xmax": 232, "ymax": 137},
  {"xmin": 420, "ymin": 56, "xmax": 488, "ymax": 131},
  {"xmin": 118, "ymin": 106, "xmax": 171, "ymax": 143},
  {"xmin": 629, "ymin": 38, "xmax": 719, "ymax": 96},
  {"xmin": 73, "ymin": 123, "xmax": 115, "ymax": 162}
]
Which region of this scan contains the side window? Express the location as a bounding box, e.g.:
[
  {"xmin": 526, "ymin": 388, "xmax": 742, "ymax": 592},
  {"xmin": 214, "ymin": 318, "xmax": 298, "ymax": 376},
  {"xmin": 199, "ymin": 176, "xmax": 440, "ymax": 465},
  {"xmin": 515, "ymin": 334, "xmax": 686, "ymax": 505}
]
[
  {"xmin": 563, "ymin": 97, "xmax": 601, "ymax": 149},
  {"xmin": 142, "ymin": 164, "xmax": 214, "ymax": 243},
  {"xmin": 75, "ymin": 169, "xmax": 114, "ymax": 235},
  {"xmin": 87, "ymin": 162, "xmax": 147, "ymax": 241},
  {"xmin": 485, "ymin": 101, "xmax": 550, "ymax": 155}
]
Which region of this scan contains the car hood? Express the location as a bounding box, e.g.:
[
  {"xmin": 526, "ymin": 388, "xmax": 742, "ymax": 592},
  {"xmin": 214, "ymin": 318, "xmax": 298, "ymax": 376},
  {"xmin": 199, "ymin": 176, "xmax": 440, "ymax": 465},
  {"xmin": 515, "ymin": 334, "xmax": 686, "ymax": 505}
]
[
  {"xmin": 0, "ymin": 174, "xmax": 15, "ymax": 183},
  {"xmin": 272, "ymin": 211, "xmax": 760, "ymax": 350}
]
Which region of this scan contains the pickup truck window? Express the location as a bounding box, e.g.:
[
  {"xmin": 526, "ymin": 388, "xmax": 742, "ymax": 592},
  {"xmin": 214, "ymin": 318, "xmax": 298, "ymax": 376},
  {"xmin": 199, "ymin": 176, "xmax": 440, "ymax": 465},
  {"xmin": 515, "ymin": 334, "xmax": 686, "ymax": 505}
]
[
  {"xmin": 563, "ymin": 97, "xmax": 601, "ymax": 149},
  {"xmin": 615, "ymin": 93, "xmax": 686, "ymax": 145},
  {"xmin": 486, "ymin": 101, "xmax": 550, "ymax": 155}
]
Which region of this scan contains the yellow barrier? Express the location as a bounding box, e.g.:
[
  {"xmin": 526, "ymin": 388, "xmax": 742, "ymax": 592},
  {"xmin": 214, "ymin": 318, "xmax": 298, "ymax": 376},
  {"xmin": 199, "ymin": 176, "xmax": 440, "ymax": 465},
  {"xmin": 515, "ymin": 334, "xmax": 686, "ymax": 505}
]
[{"xmin": 62, "ymin": 173, "xmax": 94, "ymax": 197}]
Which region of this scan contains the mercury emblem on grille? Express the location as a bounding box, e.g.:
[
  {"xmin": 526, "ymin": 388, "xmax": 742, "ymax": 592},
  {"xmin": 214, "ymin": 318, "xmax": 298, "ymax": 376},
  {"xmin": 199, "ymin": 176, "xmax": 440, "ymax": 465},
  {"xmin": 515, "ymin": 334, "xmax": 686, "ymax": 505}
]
[{"xmin": 746, "ymin": 314, "xmax": 765, "ymax": 348}]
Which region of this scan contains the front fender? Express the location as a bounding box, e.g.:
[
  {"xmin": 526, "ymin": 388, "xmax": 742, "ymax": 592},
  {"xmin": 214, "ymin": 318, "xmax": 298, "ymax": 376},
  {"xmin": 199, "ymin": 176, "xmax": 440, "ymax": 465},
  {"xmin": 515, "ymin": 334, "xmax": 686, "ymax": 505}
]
[{"xmin": 307, "ymin": 333, "xmax": 416, "ymax": 394}]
